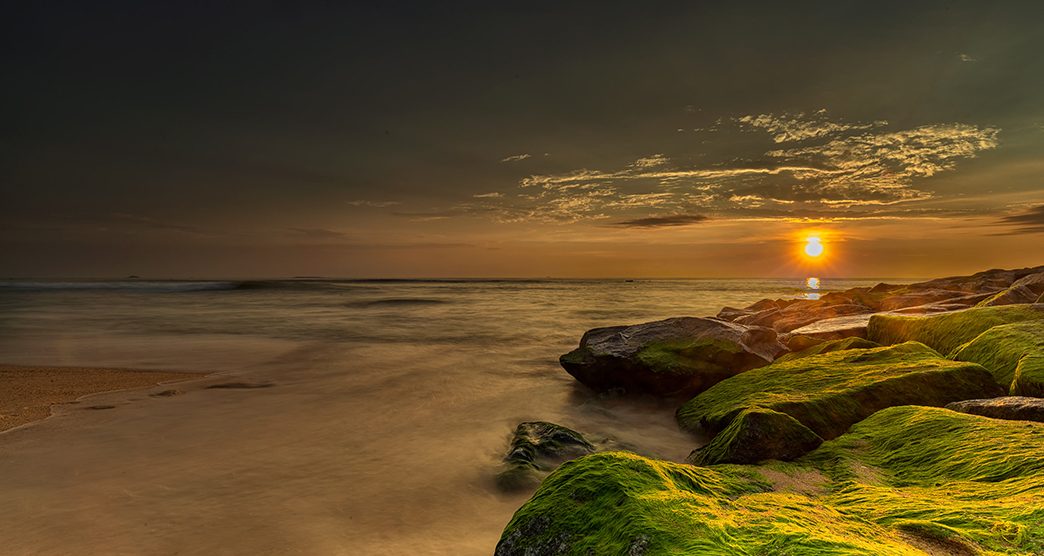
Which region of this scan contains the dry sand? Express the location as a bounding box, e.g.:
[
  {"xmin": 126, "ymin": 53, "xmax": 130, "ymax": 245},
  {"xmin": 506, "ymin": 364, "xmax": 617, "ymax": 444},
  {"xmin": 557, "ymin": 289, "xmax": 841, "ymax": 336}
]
[{"xmin": 0, "ymin": 364, "xmax": 205, "ymax": 432}]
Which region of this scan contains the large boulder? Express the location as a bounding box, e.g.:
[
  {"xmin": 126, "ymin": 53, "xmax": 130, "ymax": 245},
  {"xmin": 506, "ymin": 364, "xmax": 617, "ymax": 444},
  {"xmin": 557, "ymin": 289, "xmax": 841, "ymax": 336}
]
[
  {"xmin": 559, "ymin": 317, "xmax": 786, "ymax": 397},
  {"xmin": 867, "ymin": 304, "xmax": 1044, "ymax": 356},
  {"xmin": 676, "ymin": 342, "xmax": 1004, "ymax": 441},
  {"xmin": 952, "ymin": 321, "xmax": 1044, "ymax": 395},
  {"xmin": 687, "ymin": 407, "xmax": 823, "ymax": 465},
  {"xmin": 496, "ymin": 407, "xmax": 1044, "ymax": 555},
  {"xmin": 496, "ymin": 421, "xmax": 595, "ymax": 491},
  {"xmin": 946, "ymin": 396, "xmax": 1044, "ymax": 422}
]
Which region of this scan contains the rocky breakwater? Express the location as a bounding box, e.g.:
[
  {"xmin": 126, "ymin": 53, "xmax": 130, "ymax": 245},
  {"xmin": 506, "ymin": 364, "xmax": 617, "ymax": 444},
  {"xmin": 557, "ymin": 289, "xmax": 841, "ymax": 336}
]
[{"xmin": 497, "ymin": 265, "xmax": 1044, "ymax": 555}]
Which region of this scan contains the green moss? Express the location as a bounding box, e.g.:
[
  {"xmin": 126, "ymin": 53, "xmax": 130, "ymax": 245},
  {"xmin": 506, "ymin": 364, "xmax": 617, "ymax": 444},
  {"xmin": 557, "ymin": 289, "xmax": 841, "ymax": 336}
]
[
  {"xmin": 497, "ymin": 407, "xmax": 1044, "ymax": 555},
  {"xmin": 689, "ymin": 407, "xmax": 823, "ymax": 465},
  {"xmin": 867, "ymin": 305, "xmax": 1044, "ymax": 356},
  {"xmin": 677, "ymin": 342, "xmax": 1002, "ymax": 439},
  {"xmin": 1011, "ymin": 354, "xmax": 1044, "ymax": 397},
  {"xmin": 777, "ymin": 336, "xmax": 881, "ymax": 363},
  {"xmin": 952, "ymin": 322, "xmax": 1044, "ymax": 393},
  {"xmin": 635, "ymin": 338, "xmax": 747, "ymax": 375}
]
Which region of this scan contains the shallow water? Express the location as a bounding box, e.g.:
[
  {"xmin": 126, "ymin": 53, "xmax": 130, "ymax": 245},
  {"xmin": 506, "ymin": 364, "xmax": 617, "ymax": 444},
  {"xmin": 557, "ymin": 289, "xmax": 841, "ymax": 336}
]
[{"xmin": 0, "ymin": 278, "xmax": 889, "ymax": 555}]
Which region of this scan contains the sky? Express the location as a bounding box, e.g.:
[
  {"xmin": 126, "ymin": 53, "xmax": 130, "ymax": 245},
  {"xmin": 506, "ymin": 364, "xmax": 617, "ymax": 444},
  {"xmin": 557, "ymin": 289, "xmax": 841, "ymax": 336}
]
[{"xmin": 3, "ymin": 1, "xmax": 1044, "ymax": 278}]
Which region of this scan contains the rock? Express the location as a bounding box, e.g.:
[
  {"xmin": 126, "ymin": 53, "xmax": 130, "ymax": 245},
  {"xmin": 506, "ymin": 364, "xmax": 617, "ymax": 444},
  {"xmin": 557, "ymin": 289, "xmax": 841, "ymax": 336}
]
[
  {"xmin": 867, "ymin": 304, "xmax": 1044, "ymax": 356},
  {"xmin": 952, "ymin": 321, "xmax": 1044, "ymax": 395},
  {"xmin": 776, "ymin": 336, "xmax": 881, "ymax": 363},
  {"xmin": 495, "ymin": 407, "xmax": 1044, "ymax": 554},
  {"xmin": 875, "ymin": 289, "xmax": 974, "ymax": 311},
  {"xmin": 496, "ymin": 421, "xmax": 595, "ymax": 491},
  {"xmin": 906, "ymin": 265, "xmax": 1044, "ymax": 294},
  {"xmin": 676, "ymin": 342, "xmax": 1004, "ymax": 441},
  {"xmin": 739, "ymin": 301, "xmax": 873, "ymax": 333},
  {"xmin": 559, "ymin": 317, "xmax": 786, "ymax": 397},
  {"xmin": 781, "ymin": 313, "xmax": 874, "ymax": 351},
  {"xmin": 688, "ymin": 408, "xmax": 823, "ymax": 465},
  {"xmin": 946, "ymin": 396, "xmax": 1044, "ymax": 422},
  {"xmin": 976, "ymin": 272, "xmax": 1044, "ymax": 307}
]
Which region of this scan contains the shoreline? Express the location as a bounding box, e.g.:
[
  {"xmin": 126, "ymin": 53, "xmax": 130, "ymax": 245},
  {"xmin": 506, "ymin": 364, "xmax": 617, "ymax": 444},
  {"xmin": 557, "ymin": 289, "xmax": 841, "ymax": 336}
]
[{"xmin": 0, "ymin": 364, "xmax": 208, "ymax": 434}]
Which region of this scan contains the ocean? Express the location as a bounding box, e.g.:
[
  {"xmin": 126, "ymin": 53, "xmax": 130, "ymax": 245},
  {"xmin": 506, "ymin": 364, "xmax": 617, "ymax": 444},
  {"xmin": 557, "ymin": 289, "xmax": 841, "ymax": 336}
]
[{"xmin": 0, "ymin": 277, "xmax": 895, "ymax": 554}]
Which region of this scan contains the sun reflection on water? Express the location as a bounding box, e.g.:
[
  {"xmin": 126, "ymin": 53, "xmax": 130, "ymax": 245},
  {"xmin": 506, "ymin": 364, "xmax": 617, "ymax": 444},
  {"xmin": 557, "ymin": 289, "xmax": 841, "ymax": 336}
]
[{"xmin": 804, "ymin": 276, "xmax": 821, "ymax": 299}]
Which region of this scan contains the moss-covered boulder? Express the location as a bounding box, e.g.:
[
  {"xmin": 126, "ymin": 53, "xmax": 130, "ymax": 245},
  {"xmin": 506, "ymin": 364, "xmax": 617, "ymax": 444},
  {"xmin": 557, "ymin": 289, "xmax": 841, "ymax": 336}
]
[
  {"xmin": 676, "ymin": 342, "xmax": 1003, "ymax": 440},
  {"xmin": 496, "ymin": 421, "xmax": 596, "ymax": 491},
  {"xmin": 946, "ymin": 396, "xmax": 1044, "ymax": 422},
  {"xmin": 952, "ymin": 321, "xmax": 1044, "ymax": 395},
  {"xmin": 496, "ymin": 406, "xmax": 1044, "ymax": 555},
  {"xmin": 688, "ymin": 408, "xmax": 823, "ymax": 465},
  {"xmin": 867, "ymin": 304, "xmax": 1044, "ymax": 356},
  {"xmin": 775, "ymin": 336, "xmax": 880, "ymax": 363},
  {"xmin": 559, "ymin": 317, "xmax": 786, "ymax": 397}
]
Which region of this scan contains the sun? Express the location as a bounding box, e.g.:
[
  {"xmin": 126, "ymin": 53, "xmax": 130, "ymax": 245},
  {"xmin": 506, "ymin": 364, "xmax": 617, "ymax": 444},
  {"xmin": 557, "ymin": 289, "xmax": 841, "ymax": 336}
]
[{"xmin": 804, "ymin": 236, "xmax": 824, "ymax": 258}]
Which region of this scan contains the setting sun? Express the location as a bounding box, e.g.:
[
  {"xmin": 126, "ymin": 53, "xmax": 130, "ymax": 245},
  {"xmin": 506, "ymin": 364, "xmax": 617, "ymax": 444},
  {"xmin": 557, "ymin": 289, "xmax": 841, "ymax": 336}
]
[{"xmin": 804, "ymin": 236, "xmax": 825, "ymax": 258}]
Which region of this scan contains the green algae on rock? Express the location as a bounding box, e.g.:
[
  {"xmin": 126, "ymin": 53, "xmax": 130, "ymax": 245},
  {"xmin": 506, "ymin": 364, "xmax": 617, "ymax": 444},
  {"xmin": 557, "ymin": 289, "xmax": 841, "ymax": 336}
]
[
  {"xmin": 497, "ymin": 421, "xmax": 596, "ymax": 491},
  {"xmin": 496, "ymin": 407, "xmax": 1044, "ymax": 555},
  {"xmin": 866, "ymin": 304, "xmax": 1044, "ymax": 356},
  {"xmin": 952, "ymin": 321, "xmax": 1044, "ymax": 395},
  {"xmin": 775, "ymin": 336, "xmax": 881, "ymax": 363},
  {"xmin": 559, "ymin": 317, "xmax": 785, "ymax": 397},
  {"xmin": 676, "ymin": 342, "xmax": 1004, "ymax": 440},
  {"xmin": 688, "ymin": 407, "xmax": 823, "ymax": 465}
]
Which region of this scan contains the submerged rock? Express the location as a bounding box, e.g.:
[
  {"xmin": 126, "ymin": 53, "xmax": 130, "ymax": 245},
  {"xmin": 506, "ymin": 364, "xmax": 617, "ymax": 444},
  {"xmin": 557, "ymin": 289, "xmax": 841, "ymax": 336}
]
[
  {"xmin": 946, "ymin": 396, "xmax": 1044, "ymax": 422},
  {"xmin": 559, "ymin": 317, "xmax": 785, "ymax": 397},
  {"xmin": 688, "ymin": 407, "xmax": 823, "ymax": 465},
  {"xmin": 495, "ymin": 407, "xmax": 1044, "ymax": 555},
  {"xmin": 496, "ymin": 421, "xmax": 595, "ymax": 491},
  {"xmin": 676, "ymin": 342, "xmax": 1004, "ymax": 441},
  {"xmin": 952, "ymin": 321, "xmax": 1044, "ymax": 395}
]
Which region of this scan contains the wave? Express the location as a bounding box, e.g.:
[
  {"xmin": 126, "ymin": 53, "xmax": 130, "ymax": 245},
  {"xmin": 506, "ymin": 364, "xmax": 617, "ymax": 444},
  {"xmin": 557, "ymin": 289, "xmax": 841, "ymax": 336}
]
[{"xmin": 346, "ymin": 298, "xmax": 450, "ymax": 308}]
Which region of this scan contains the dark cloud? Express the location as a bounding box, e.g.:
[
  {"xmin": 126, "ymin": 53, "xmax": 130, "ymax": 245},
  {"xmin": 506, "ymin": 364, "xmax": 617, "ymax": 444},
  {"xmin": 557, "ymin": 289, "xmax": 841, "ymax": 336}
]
[
  {"xmin": 995, "ymin": 205, "xmax": 1044, "ymax": 234},
  {"xmin": 610, "ymin": 214, "xmax": 709, "ymax": 228}
]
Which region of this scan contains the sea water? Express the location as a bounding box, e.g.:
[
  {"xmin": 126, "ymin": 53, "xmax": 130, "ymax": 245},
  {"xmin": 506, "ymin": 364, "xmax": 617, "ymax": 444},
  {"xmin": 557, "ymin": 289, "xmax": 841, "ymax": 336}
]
[{"xmin": 0, "ymin": 277, "xmax": 893, "ymax": 555}]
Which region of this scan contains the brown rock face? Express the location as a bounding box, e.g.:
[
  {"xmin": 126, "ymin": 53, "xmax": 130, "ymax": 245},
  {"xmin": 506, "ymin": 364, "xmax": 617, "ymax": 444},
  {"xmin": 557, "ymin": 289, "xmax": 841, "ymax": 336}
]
[{"xmin": 945, "ymin": 396, "xmax": 1044, "ymax": 423}]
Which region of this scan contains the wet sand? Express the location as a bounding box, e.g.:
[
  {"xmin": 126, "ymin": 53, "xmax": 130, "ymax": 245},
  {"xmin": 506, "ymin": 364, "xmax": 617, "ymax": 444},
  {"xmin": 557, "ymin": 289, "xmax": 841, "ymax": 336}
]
[{"xmin": 0, "ymin": 364, "xmax": 205, "ymax": 433}]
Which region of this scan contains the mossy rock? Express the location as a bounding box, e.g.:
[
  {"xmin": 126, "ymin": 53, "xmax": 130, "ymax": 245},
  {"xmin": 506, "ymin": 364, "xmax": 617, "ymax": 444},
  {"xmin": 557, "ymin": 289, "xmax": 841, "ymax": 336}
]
[
  {"xmin": 676, "ymin": 342, "xmax": 1004, "ymax": 440},
  {"xmin": 776, "ymin": 336, "xmax": 880, "ymax": 363},
  {"xmin": 559, "ymin": 317, "xmax": 785, "ymax": 397},
  {"xmin": 867, "ymin": 304, "xmax": 1044, "ymax": 356},
  {"xmin": 496, "ymin": 422, "xmax": 595, "ymax": 491},
  {"xmin": 952, "ymin": 321, "xmax": 1044, "ymax": 394},
  {"xmin": 1011, "ymin": 354, "xmax": 1044, "ymax": 397},
  {"xmin": 496, "ymin": 406, "xmax": 1044, "ymax": 555},
  {"xmin": 688, "ymin": 407, "xmax": 823, "ymax": 465}
]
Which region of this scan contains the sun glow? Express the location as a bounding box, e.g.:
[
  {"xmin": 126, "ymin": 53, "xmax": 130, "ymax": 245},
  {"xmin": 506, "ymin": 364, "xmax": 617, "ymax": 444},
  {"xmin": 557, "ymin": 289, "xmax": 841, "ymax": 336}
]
[{"xmin": 804, "ymin": 236, "xmax": 824, "ymax": 258}]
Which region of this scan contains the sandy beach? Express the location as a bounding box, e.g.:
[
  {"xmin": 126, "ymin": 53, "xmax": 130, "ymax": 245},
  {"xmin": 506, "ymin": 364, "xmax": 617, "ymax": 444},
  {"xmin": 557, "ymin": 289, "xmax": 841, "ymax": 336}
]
[{"xmin": 0, "ymin": 364, "xmax": 205, "ymax": 433}]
